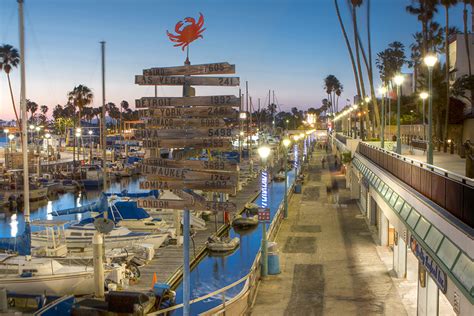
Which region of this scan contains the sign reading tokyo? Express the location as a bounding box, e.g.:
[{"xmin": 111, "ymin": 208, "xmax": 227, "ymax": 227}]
[{"xmin": 410, "ymin": 236, "xmax": 447, "ymax": 293}]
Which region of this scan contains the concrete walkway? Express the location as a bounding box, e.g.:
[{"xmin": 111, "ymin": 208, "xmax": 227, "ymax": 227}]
[{"xmin": 250, "ymin": 149, "xmax": 407, "ymax": 315}]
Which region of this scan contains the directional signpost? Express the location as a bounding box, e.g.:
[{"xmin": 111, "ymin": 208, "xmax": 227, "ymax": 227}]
[{"xmin": 136, "ymin": 14, "xmax": 240, "ymax": 315}]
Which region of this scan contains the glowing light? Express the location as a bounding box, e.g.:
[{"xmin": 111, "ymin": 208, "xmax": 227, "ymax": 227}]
[
  {"xmin": 393, "ymin": 74, "xmax": 404, "ymax": 86},
  {"xmin": 424, "ymin": 54, "xmax": 438, "ymax": 68},
  {"xmin": 282, "ymin": 138, "xmax": 291, "ymax": 148},
  {"xmin": 419, "ymin": 92, "xmax": 429, "ymax": 100},
  {"xmin": 257, "ymin": 146, "xmax": 271, "ymax": 160}
]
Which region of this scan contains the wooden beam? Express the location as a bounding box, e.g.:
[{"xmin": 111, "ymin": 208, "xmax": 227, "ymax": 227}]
[
  {"xmin": 139, "ymin": 180, "xmax": 236, "ymax": 193},
  {"xmin": 137, "ymin": 198, "xmax": 237, "ymax": 212},
  {"xmin": 143, "ymin": 158, "xmax": 238, "ymax": 171},
  {"xmin": 135, "ymin": 75, "xmax": 240, "ymax": 86},
  {"xmin": 139, "ymin": 163, "xmax": 237, "ymax": 181},
  {"xmin": 135, "ymin": 95, "xmax": 240, "ymax": 108},
  {"xmin": 143, "ymin": 62, "xmax": 235, "ymax": 76},
  {"xmin": 142, "ymin": 138, "xmax": 232, "ymax": 149},
  {"xmin": 144, "ymin": 117, "xmax": 229, "ymax": 128},
  {"xmin": 138, "ymin": 106, "xmax": 237, "ymax": 118},
  {"xmin": 135, "ymin": 128, "xmax": 236, "ymax": 139}
]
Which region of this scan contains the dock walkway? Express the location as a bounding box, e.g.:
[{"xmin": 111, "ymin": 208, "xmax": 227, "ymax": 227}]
[
  {"xmin": 250, "ymin": 149, "xmax": 407, "ymax": 315},
  {"xmin": 129, "ymin": 173, "xmax": 262, "ymax": 292}
]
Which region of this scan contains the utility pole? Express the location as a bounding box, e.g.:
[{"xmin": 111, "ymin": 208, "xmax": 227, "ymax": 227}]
[{"xmin": 101, "ymin": 41, "xmax": 108, "ymax": 189}]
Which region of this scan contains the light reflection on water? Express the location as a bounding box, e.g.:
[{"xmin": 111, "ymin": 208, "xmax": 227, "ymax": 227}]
[{"xmin": 0, "ymin": 176, "xmax": 146, "ymax": 238}]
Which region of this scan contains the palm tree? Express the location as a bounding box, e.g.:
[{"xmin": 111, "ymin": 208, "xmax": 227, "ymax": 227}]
[
  {"xmin": 376, "ymin": 42, "xmax": 408, "ymax": 84},
  {"xmin": 68, "ymin": 85, "xmax": 93, "ymax": 162},
  {"xmin": 441, "ymin": 0, "xmax": 458, "ymax": 140},
  {"xmin": 462, "ymin": 1, "xmax": 472, "ymax": 77},
  {"xmin": 334, "ymin": 0, "xmax": 361, "ymax": 97},
  {"xmin": 406, "ymin": 0, "xmax": 439, "ymax": 56},
  {"xmin": 120, "ymin": 100, "xmax": 130, "ymax": 134},
  {"xmin": 26, "ymin": 99, "xmax": 39, "ymax": 123},
  {"xmin": 0, "ymin": 44, "xmax": 20, "ymax": 126},
  {"xmin": 349, "ymin": 0, "xmax": 372, "ymax": 138}
]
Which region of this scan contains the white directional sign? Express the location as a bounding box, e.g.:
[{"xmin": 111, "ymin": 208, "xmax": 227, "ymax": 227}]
[{"xmin": 135, "ymin": 75, "xmax": 240, "ymax": 86}]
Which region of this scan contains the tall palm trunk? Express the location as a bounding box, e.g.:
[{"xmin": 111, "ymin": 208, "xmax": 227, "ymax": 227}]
[
  {"xmin": 465, "ymin": 3, "xmax": 472, "ymax": 76},
  {"xmin": 444, "ymin": 5, "xmax": 450, "ymax": 141},
  {"xmin": 334, "ymin": 0, "xmax": 361, "ymax": 98},
  {"xmin": 351, "ymin": 3, "xmax": 369, "ymax": 138},
  {"xmin": 6, "ymin": 73, "xmax": 20, "ymax": 127}
]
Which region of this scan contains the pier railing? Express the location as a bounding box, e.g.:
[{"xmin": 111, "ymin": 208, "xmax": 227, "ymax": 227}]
[
  {"xmin": 358, "ymin": 142, "xmax": 474, "ymax": 228},
  {"xmin": 149, "ymin": 176, "xmax": 296, "ymax": 315}
]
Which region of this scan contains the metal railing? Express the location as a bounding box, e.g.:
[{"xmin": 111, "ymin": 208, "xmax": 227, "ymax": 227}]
[
  {"xmin": 150, "ymin": 179, "xmax": 295, "ymax": 315},
  {"xmin": 358, "ymin": 142, "xmax": 474, "ymax": 228}
]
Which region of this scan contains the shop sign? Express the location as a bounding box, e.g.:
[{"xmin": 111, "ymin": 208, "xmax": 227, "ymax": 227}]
[{"xmin": 410, "ymin": 235, "xmax": 447, "ymax": 293}]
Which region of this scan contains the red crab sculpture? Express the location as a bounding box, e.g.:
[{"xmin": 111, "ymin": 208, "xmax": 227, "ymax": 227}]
[{"xmin": 166, "ymin": 13, "xmax": 206, "ymax": 51}]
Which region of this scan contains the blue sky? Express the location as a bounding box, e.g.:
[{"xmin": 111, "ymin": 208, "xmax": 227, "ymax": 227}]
[{"xmin": 0, "ymin": 0, "xmax": 467, "ymax": 119}]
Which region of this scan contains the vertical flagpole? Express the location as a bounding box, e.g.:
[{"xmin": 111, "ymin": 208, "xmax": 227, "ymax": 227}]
[{"xmin": 18, "ymin": 0, "xmax": 31, "ymax": 256}]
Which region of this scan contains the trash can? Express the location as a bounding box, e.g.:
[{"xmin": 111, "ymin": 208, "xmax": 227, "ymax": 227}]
[
  {"xmin": 294, "ymin": 182, "xmax": 302, "ymax": 193},
  {"xmin": 268, "ymin": 251, "xmax": 281, "ymax": 275}
]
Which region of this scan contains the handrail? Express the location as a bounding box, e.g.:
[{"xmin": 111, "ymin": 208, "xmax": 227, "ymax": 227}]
[
  {"xmin": 361, "ymin": 142, "xmax": 474, "ymax": 186},
  {"xmin": 148, "ymin": 269, "xmax": 254, "ymax": 315}
]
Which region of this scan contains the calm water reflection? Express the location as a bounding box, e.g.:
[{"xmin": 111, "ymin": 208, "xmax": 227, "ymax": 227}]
[{"xmin": 0, "ymin": 176, "xmax": 147, "ymax": 238}]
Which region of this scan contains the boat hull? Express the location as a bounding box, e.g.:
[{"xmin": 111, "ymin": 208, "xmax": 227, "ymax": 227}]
[
  {"xmin": 31, "ymin": 231, "xmax": 168, "ymax": 250},
  {"xmin": 1, "ymin": 271, "xmax": 95, "ymax": 296}
]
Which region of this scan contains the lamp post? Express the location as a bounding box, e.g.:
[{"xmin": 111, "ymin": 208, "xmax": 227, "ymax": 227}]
[
  {"xmin": 257, "ymin": 145, "xmax": 271, "ymax": 277},
  {"xmin": 44, "ymin": 133, "xmax": 51, "ymax": 162},
  {"xmin": 88, "ymin": 130, "xmax": 94, "ymax": 163},
  {"xmin": 29, "ymin": 124, "xmax": 34, "ymax": 143},
  {"xmin": 424, "ymin": 54, "xmax": 437, "ymax": 164},
  {"xmin": 379, "ymin": 86, "xmax": 387, "ymax": 149},
  {"xmin": 8, "ymin": 134, "xmax": 15, "ymax": 151},
  {"xmin": 3, "ymin": 128, "xmax": 8, "ymax": 146},
  {"xmin": 75, "ymin": 131, "xmax": 81, "ymax": 165},
  {"xmin": 393, "ymin": 74, "xmax": 405, "ymax": 154},
  {"xmin": 420, "ymin": 92, "xmax": 429, "ymax": 140},
  {"xmin": 282, "ymin": 138, "xmax": 291, "ymax": 219}
]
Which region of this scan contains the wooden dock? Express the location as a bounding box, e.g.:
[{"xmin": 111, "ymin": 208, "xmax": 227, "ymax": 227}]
[{"xmin": 128, "ymin": 174, "xmax": 262, "ymax": 292}]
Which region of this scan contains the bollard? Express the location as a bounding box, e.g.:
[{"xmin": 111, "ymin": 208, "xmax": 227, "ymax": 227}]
[
  {"xmin": 93, "ymin": 232, "xmax": 105, "ymax": 298},
  {"xmin": 444, "ymin": 141, "xmax": 448, "ymax": 153},
  {"xmin": 450, "ymin": 141, "xmax": 454, "ymax": 154}
]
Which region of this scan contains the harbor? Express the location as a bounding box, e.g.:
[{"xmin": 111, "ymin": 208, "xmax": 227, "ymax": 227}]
[{"xmin": 1, "ymin": 0, "xmax": 473, "ymax": 315}]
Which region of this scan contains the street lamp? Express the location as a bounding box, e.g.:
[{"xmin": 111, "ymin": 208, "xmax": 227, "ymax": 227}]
[
  {"xmin": 282, "ymin": 138, "xmax": 291, "ymax": 219},
  {"xmin": 257, "ymin": 145, "xmax": 271, "ymax": 277},
  {"xmin": 419, "ymin": 92, "xmax": 429, "ymax": 140},
  {"xmin": 88, "ymin": 130, "xmax": 94, "ymax": 163},
  {"xmin": 424, "ymin": 54, "xmax": 438, "ymax": 164},
  {"xmin": 378, "ymin": 86, "xmax": 387, "ymax": 149},
  {"xmin": 393, "ymin": 74, "xmax": 405, "ymax": 154},
  {"xmin": 44, "ymin": 133, "xmax": 51, "ymax": 162},
  {"xmin": 8, "ymin": 134, "xmax": 15, "ymax": 151},
  {"xmin": 3, "ymin": 128, "xmax": 9, "ymax": 146}
]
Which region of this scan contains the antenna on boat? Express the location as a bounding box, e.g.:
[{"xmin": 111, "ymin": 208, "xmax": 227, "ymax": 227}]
[{"xmin": 18, "ymin": 0, "xmax": 31, "ymax": 258}]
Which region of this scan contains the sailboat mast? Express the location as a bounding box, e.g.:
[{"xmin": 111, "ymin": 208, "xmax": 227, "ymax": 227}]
[
  {"xmin": 101, "ymin": 41, "xmax": 107, "ymax": 189},
  {"xmin": 18, "ymin": 0, "xmax": 30, "ymax": 225}
]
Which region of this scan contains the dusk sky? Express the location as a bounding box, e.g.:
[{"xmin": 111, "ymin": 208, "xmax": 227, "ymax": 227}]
[{"xmin": 0, "ymin": 0, "xmax": 466, "ymax": 119}]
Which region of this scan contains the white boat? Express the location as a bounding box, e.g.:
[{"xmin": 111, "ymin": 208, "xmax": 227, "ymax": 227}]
[
  {"xmin": 102, "ymin": 200, "xmax": 175, "ymax": 233},
  {"xmin": 273, "ymin": 171, "xmax": 286, "ymax": 182},
  {"xmin": 0, "ymin": 254, "xmax": 113, "ymax": 296},
  {"xmin": 206, "ymin": 236, "xmax": 240, "ymax": 252},
  {"xmin": 78, "ymin": 165, "xmax": 104, "ymax": 189},
  {"xmin": 31, "ymin": 219, "xmax": 170, "ymax": 250}
]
